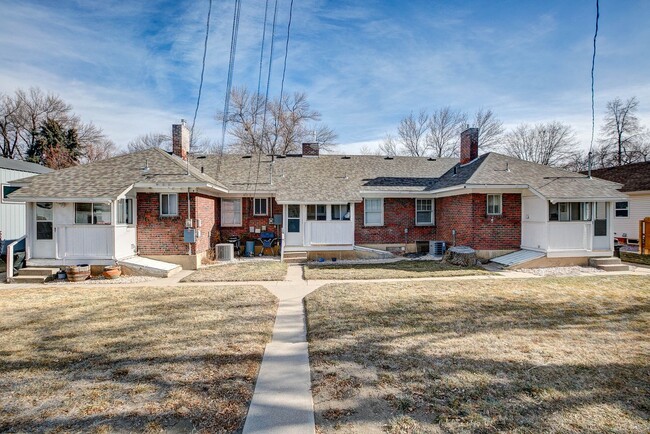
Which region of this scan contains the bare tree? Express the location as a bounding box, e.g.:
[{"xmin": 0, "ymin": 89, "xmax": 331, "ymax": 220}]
[
  {"xmin": 219, "ymin": 87, "xmax": 337, "ymax": 155},
  {"xmin": 501, "ymin": 121, "xmax": 578, "ymax": 167},
  {"xmin": 85, "ymin": 138, "xmax": 118, "ymax": 162},
  {"xmin": 426, "ymin": 107, "xmax": 467, "ymax": 158},
  {"xmin": 474, "ymin": 108, "xmax": 504, "ymax": 151},
  {"xmin": 598, "ymin": 97, "xmax": 647, "ymax": 166},
  {"xmin": 358, "ymin": 143, "xmax": 380, "ymax": 155},
  {"xmin": 394, "ymin": 110, "xmax": 429, "ymax": 156},
  {"xmin": 378, "ymin": 134, "xmax": 400, "ymax": 157},
  {"xmin": 126, "ymin": 133, "xmax": 172, "ymax": 153}
]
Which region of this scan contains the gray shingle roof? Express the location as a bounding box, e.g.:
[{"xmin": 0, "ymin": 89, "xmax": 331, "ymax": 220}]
[
  {"xmin": 9, "ymin": 148, "xmax": 626, "ymax": 202},
  {"xmin": 587, "ymin": 161, "xmax": 650, "ymax": 192},
  {"xmin": 0, "ymin": 157, "xmax": 53, "ymax": 174},
  {"xmin": 10, "ymin": 148, "xmax": 225, "ymax": 201}
]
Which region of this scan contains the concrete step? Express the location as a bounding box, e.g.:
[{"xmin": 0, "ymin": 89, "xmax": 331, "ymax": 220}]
[
  {"xmin": 284, "ymin": 257, "xmax": 307, "ymax": 264},
  {"xmin": 118, "ymin": 256, "xmax": 182, "ymax": 278},
  {"xmin": 589, "ymin": 257, "xmax": 622, "ymax": 267},
  {"xmin": 597, "ymin": 264, "xmax": 630, "ymax": 272},
  {"xmin": 283, "ymin": 251, "xmax": 307, "ymax": 259},
  {"xmin": 17, "ymin": 267, "xmax": 59, "ymax": 277},
  {"xmin": 11, "ymin": 275, "xmax": 49, "ymax": 284}
]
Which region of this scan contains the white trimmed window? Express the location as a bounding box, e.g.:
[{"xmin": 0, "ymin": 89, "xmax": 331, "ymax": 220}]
[
  {"xmin": 415, "ymin": 199, "xmax": 434, "ymax": 225},
  {"xmin": 615, "ymin": 201, "xmax": 629, "ymax": 218},
  {"xmin": 117, "ymin": 198, "xmax": 133, "ymax": 224},
  {"xmin": 307, "ymin": 204, "xmax": 327, "ymax": 221},
  {"xmin": 254, "ymin": 197, "xmax": 268, "ymax": 216},
  {"xmin": 331, "ymin": 204, "xmax": 351, "ymax": 221},
  {"xmin": 486, "ymin": 194, "xmax": 502, "ymax": 215},
  {"xmin": 222, "ymin": 198, "xmax": 242, "ymax": 226},
  {"xmin": 1, "ymin": 184, "xmax": 21, "ymax": 203},
  {"xmin": 160, "ymin": 193, "xmax": 178, "ymax": 216},
  {"xmin": 75, "ymin": 203, "xmax": 111, "ymax": 225},
  {"xmin": 364, "ymin": 198, "xmax": 383, "ymax": 226}
]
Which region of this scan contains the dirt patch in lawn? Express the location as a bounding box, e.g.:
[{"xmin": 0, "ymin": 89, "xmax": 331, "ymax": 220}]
[
  {"xmin": 0, "ymin": 284, "xmax": 277, "ymax": 433},
  {"xmin": 182, "ymin": 260, "xmax": 288, "ymax": 282},
  {"xmin": 305, "ymin": 276, "xmax": 650, "ymax": 433},
  {"xmin": 304, "ymin": 260, "xmax": 488, "ymax": 280}
]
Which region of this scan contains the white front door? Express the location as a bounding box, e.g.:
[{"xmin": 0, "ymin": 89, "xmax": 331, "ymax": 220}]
[
  {"xmin": 32, "ymin": 202, "xmax": 56, "ymax": 258},
  {"xmin": 285, "ymin": 204, "xmax": 303, "ymax": 246},
  {"xmin": 593, "ymin": 202, "xmax": 610, "ymax": 250}
]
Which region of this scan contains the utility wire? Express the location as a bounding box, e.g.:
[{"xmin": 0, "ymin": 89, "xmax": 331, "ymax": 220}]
[
  {"xmin": 588, "ymin": 0, "xmax": 599, "ymax": 176},
  {"xmin": 216, "ymin": 0, "xmax": 242, "ymax": 179},
  {"xmin": 278, "ymin": 0, "xmax": 295, "ymax": 111},
  {"xmin": 190, "ymin": 0, "xmax": 213, "ymax": 151}
]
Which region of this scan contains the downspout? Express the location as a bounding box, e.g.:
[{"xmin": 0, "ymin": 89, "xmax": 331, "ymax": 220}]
[{"xmin": 187, "ymin": 188, "xmax": 192, "ymax": 256}]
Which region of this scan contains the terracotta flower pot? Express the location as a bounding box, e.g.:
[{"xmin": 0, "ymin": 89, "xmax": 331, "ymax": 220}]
[{"xmin": 102, "ymin": 265, "xmax": 121, "ymax": 279}]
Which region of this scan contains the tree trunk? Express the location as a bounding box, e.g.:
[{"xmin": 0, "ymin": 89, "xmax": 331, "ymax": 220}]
[{"xmin": 443, "ymin": 246, "xmax": 479, "ymax": 267}]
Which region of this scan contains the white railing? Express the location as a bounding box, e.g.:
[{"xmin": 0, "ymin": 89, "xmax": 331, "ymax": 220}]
[
  {"xmin": 305, "ymin": 221, "xmax": 354, "ymax": 246},
  {"xmin": 5, "ymin": 236, "xmax": 25, "ymax": 282},
  {"xmin": 280, "ymin": 231, "xmax": 285, "ymax": 262}
]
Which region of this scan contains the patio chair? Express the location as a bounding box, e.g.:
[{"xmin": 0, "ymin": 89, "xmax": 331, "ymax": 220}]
[{"xmin": 258, "ymin": 231, "xmax": 277, "ymax": 256}]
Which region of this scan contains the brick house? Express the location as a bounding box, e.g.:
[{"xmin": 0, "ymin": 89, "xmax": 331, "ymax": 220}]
[{"xmin": 8, "ymin": 121, "xmax": 627, "ymax": 269}]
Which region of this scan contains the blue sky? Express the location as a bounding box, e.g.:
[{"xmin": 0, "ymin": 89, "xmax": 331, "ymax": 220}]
[{"xmin": 1, "ymin": 0, "xmax": 648, "ymax": 153}]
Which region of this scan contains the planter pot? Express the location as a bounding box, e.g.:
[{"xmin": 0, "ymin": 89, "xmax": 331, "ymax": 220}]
[
  {"xmin": 66, "ymin": 264, "xmax": 90, "ymax": 282},
  {"xmin": 102, "ymin": 265, "xmax": 121, "ymax": 279}
]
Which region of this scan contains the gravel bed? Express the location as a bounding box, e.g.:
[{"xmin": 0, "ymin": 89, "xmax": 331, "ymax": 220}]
[
  {"xmin": 308, "ymin": 254, "xmax": 442, "ymax": 266},
  {"xmin": 516, "ymin": 266, "xmax": 604, "ymax": 277},
  {"xmin": 45, "ymin": 275, "xmax": 158, "ymax": 285}
]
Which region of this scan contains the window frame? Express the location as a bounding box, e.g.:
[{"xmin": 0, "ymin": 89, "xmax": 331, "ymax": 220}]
[
  {"xmin": 221, "ymin": 198, "xmax": 243, "ymax": 227},
  {"xmin": 253, "ymin": 197, "xmax": 269, "ymax": 216},
  {"xmin": 615, "ymin": 201, "xmax": 629, "ymax": 218},
  {"xmin": 35, "ymin": 202, "xmax": 53, "ymax": 240},
  {"xmin": 1, "ymin": 184, "xmax": 22, "ymax": 204},
  {"xmin": 159, "ymin": 193, "xmax": 179, "ymax": 217},
  {"xmin": 364, "ymin": 198, "xmax": 384, "ymax": 226},
  {"xmin": 486, "ymin": 194, "xmax": 502, "ymax": 216},
  {"xmin": 306, "ymin": 204, "xmax": 327, "ymax": 221},
  {"xmin": 75, "ymin": 202, "xmax": 112, "ymax": 225},
  {"xmin": 549, "ymin": 201, "xmax": 593, "ymax": 222},
  {"xmin": 331, "ymin": 203, "xmax": 351, "ymax": 221},
  {"xmin": 415, "ymin": 198, "xmax": 434, "ymax": 226},
  {"xmin": 117, "ymin": 198, "xmax": 134, "ymax": 225}
]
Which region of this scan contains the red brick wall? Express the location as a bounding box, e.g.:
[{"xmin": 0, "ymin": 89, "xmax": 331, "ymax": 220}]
[
  {"xmin": 136, "ymin": 192, "xmax": 218, "ymax": 255},
  {"xmin": 355, "ymin": 194, "xmax": 521, "ymax": 250},
  {"xmin": 435, "ymin": 193, "xmax": 521, "ymax": 250},
  {"xmin": 217, "ymin": 197, "xmax": 282, "ymax": 241},
  {"xmin": 354, "ymin": 198, "xmax": 435, "ymax": 245}
]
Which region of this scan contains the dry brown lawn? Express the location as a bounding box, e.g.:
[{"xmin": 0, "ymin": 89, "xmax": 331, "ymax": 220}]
[
  {"xmin": 304, "ymin": 260, "xmax": 488, "ymax": 280},
  {"xmin": 305, "ymin": 276, "xmax": 650, "ymax": 433},
  {"xmin": 182, "ymin": 260, "xmax": 288, "ymax": 282},
  {"xmin": 0, "ymin": 284, "xmax": 277, "ymax": 433}
]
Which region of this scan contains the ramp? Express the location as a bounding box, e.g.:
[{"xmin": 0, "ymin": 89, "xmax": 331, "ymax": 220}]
[
  {"xmin": 490, "ymin": 250, "xmax": 545, "ymax": 267},
  {"xmin": 118, "ymin": 256, "xmax": 182, "ymax": 278}
]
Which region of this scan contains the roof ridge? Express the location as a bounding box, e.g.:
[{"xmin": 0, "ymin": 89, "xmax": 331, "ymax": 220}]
[{"xmin": 153, "ymin": 148, "xmax": 225, "ymax": 188}]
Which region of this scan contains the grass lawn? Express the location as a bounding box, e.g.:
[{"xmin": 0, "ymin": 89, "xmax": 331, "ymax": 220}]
[
  {"xmin": 0, "ymin": 284, "xmax": 277, "ymax": 433},
  {"xmin": 305, "ymin": 276, "xmax": 650, "ymax": 433},
  {"xmin": 303, "ymin": 260, "xmax": 488, "ymax": 280},
  {"xmin": 182, "ymin": 260, "xmax": 288, "ymax": 282}
]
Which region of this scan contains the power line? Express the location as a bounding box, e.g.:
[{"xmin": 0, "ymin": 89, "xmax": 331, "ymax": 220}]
[
  {"xmin": 190, "ymin": 0, "xmax": 213, "ymax": 149},
  {"xmin": 278, "ymin": 0, "xmax": 295, "ymax": 109},
  {"xmin": 216, "ymin": 0, "xmax": 243, "ymax": 179},
  {"xmin": 588, "ymin": 0, "xmax": 599, "ymax": 177}
]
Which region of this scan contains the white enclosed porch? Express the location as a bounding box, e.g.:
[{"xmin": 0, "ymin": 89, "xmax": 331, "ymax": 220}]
[
  {"xmin": 521, "ymin": 194, "xmax": 615, "ymax": 258},
  {"xmin": 25, "ymin": 196, "xmax": 137, "ymax": 267},
  {"xmin": 282, "ymin": 203, "xmax": 356, "ymax": 251}
]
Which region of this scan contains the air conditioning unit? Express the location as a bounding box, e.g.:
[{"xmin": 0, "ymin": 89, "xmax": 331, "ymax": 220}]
[
  {"xmin": 215, "ymin": 243, "xmax": 234, "ymax": 261},
  {"xmin": 429, "ymin": 240, "xmax": 446, "ymax": 256}
]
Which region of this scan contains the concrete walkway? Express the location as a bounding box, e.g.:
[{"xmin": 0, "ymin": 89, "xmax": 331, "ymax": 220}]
[{"xmin": 242, "ymin": 264, "xmax": 320, "ymax": 434}]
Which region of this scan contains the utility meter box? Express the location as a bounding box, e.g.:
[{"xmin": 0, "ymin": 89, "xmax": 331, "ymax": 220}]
[
  {"xmin": 273, "ymin": 214, "xmax": 283, "ymax": 225},
  {"xmin": 184, "ymin": 228, "xmax": 197, "ymax": 243}
]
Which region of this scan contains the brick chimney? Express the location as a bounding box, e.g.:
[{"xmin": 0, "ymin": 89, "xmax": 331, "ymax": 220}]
[
  {"xmin": 302, "ymin": 142, "xmax": 319, "ymax": 157},
  {"xmin": 460, "ymin": 127, "xmax": 479, "ymax": 165},
  {"xmin": 172, "ymin": 119, "xmax": 190, "ymax": 160}
]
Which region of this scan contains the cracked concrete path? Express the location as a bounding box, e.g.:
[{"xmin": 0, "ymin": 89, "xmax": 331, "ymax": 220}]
[{"xmin": 242, "ymin": 264, "xmax": 322, "ymax": 434}]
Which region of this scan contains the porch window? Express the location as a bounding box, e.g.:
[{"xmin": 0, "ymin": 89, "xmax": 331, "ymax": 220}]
[
  {"xmin": 307, "ymin": 204, "xmax": 326, "ymax": 221},
  {"xmin": 160, "ymin": 193, "xmax": 178, "ymax": 216},
  {"xmin": 117, "ymin": 198, "xmax": 133, "ymax": 224},
  {"xmin": 36, "ymin": 202, "xmax": 53, "ymax": 240},
  {"xmin": 222, "ymin": 198, "xmax": 242, "ymax": 226},
  {"xmin": 486, "ymin": 194, "xmax": 502, "ymax": 215},
  {"xmin": 415, "ymin": 199, "xmax": 434, "ymax": 225},
  {"xmin": 615, "ymin": 201, "xmax": 629, "ymax": 217},
  {"xmin": 331, "ymin": 204, "xmax": 351, "ymax": 221},
  {"xmin": 75, "ymin": 203, "xmax": 111, "ymax": 225},
  {"xmin": 549, "ymin": 202, "xmax": 591, "ymax": 221},
  {"xmin": 364, "ymin": 198, "xmax": 383, "ymax": 226},
  {"xmin": 254, "ymin": 197, "xmax": 268, "ymax": 216}
]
